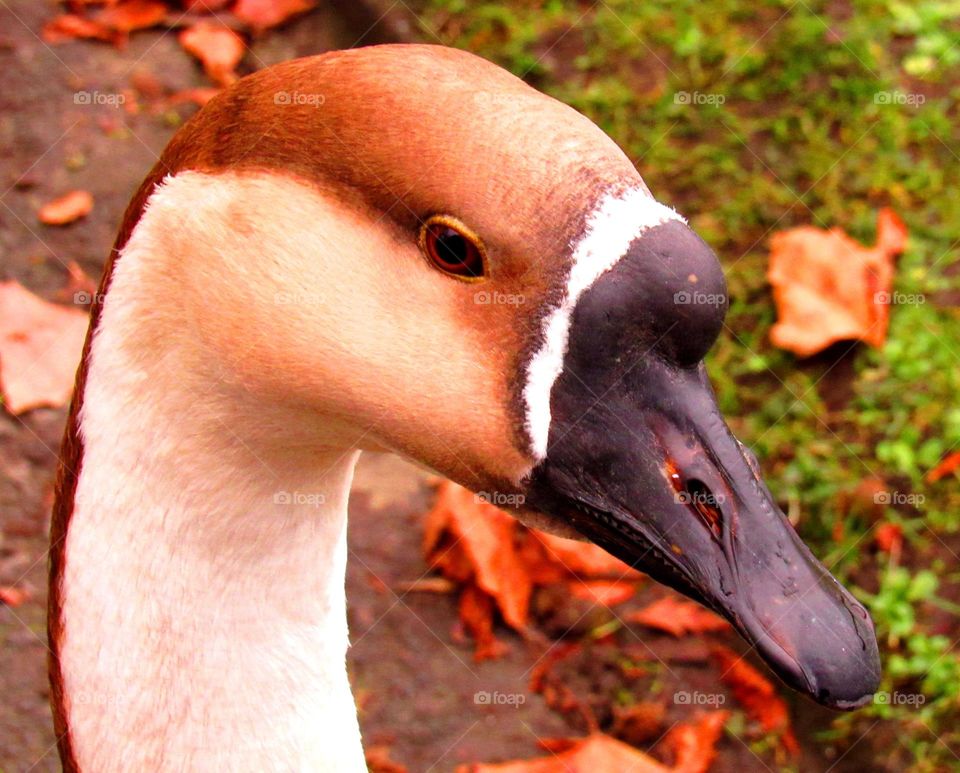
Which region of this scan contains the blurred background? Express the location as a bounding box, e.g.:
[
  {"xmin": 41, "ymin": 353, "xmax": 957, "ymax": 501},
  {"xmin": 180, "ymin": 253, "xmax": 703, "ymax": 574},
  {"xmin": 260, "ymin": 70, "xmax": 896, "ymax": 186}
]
[{"xmin": 1, "ymin": 0, "xmax": 958, "ymax": 770}]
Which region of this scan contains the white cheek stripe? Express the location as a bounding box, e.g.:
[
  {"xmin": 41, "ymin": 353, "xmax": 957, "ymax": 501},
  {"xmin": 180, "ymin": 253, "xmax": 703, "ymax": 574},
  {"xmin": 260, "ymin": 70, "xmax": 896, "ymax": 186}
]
[{"xmin": 523, "ymin": 187, "xmax": 686, "ymax": 462}]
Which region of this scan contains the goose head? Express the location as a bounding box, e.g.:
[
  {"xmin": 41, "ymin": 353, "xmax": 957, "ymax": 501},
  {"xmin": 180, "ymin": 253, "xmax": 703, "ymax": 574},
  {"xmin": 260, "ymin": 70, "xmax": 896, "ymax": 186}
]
[{"xmin": 67, "ymin": 45, "xmax": 878, "ymax": 715}]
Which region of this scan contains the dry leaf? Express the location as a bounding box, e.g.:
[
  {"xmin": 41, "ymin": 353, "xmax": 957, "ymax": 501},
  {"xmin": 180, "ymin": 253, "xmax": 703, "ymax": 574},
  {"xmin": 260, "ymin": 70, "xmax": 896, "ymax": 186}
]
[
  {"xmin": 233, "ymin": 0, "xmax": 316, "ymax": 31},
  {"xmin": 532, "ymin": 531, "xmax": 643, "ymax": 580},
  {"xmin": 96, "ymin": 0, "xmax": 167, "ymax": 33},
  {"xmin": 179, "ymin": 21, "xmax": 245, "ymax": 86},
  {"xmin": 456, "ymin": 733, "xmax": 670, "ymax": 773},
  {"xmin": 38, "ymin": 190, "xmax": 94, "ymax": 225},
  {"xmin": 711, "ymin": 645, "xmax": 798, "ymax": 756},
  {"xmin": 927, "ymin": 451, "xmax": 960, "ymax": 483},
  {"xmin": 567, "ymin": 579, "xmax": 636, "ymax": 607},
  {"xmin": 665, "ymin": 711, "xmax": 729, "ymax": 773},
  {"xmin": 610, "ymin": 702, "xmax": 666, "ymax": 746},
  {"xmin": 424, "ymin": 482, "xmax": 531, "ymax": 631},
  {"xmin": 0, "ymin": 281, "xmax": 89, "ymax": 414},
  {"xmin": 365, "ymin": 744, "xmax": 408, "ymax": 773},
  {"xmin": 42, "ymin": 1, "xmax": 166, "ymax": 45},
  {"xmin": 42, "ymin": 14, "xmax": 115, "ymax": 44},
  {"xmin": 423, "ymin": 482, "xmax": 641, "ymax": 658},
  {"xmin": 629, "ymin": 596, "xmax": 730, "ymax": 637},
  {"xmin": 166, "ymin": 87, "xmax": 222, "ymax": 107},
  {"xmin": 0, "ymin": 586, "xmax": 29, "ymax": 607},
  {"xmin": 768, "ymin": 208, "xmax": 907, "ymax": 357},
  {"xmin": 395, "ymin": 577, "xmax": 455, "ymax": 594},
  {"xmin": 874, "ymin": 522, "xmax": 903, "ymax": 554},
  {"xmin": 459, "ymin": 584, "xmax": 510, "ymax": 661},
  {"xmin": 183, "ymin": 0, "xmax": 232, "ymax": 9}
]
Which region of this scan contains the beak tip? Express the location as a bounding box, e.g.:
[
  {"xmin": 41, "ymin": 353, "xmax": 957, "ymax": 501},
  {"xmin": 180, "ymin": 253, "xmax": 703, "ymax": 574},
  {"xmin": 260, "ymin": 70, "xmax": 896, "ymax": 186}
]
[
  {"xmin": 801, "ymin": 630, "xmax": 882, "ymax": 711},
  {"xmin": 738, "ymin": 595, "xmax": 882, "ymax": 711},
  {"xmin": 809, "ymin": 675, "xmax": 881, "ymax": 711}
]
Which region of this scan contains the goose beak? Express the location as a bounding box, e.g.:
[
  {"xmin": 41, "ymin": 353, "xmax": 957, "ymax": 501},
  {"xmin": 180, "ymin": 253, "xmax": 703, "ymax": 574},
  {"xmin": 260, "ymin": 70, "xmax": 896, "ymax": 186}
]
[{"xmin": 522, "ymin": 222, "xmax": 880, "ymax": 709}]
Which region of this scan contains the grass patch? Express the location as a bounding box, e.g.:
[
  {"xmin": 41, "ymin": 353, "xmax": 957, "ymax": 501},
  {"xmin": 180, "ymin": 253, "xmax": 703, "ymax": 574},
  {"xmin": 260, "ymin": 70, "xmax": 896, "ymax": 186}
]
[{"xmin": 409, "ymin": 0, "xmax": 960, "ymax": 768}]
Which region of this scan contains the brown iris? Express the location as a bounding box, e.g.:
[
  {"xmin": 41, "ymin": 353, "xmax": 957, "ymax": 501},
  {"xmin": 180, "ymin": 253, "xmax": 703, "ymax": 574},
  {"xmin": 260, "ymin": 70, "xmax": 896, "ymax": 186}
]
[{"xmin": 419, "ymin": 215, "xmax": 487, "ymax": 280}]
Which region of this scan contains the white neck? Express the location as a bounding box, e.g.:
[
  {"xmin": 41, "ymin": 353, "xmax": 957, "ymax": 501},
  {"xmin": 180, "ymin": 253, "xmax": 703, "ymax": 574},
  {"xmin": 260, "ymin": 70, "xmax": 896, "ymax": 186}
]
[{"xmin": 59, "ymin": 198, "xmax": 367, "ymax": 771}]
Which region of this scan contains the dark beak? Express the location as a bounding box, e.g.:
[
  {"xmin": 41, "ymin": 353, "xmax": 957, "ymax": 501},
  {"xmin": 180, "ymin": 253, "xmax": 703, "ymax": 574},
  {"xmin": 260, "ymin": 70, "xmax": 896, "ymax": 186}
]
[{"xmin": 524, "ymin": 221, "xmax": 880, "ymax": 709}]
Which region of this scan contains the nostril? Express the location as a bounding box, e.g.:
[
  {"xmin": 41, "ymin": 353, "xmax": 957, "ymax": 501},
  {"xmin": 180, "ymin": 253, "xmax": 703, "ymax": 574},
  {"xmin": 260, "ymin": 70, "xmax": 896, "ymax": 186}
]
[{"xmin": 683, "ymin": 478, "xmax": 723, "ymax": 540}]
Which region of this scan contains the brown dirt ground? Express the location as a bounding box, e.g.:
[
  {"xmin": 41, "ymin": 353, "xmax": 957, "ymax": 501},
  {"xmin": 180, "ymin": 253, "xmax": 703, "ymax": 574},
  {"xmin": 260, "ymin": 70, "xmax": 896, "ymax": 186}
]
[{"xmin": 0, "ymin": 3, "xmax": 893, "ymax": 771}]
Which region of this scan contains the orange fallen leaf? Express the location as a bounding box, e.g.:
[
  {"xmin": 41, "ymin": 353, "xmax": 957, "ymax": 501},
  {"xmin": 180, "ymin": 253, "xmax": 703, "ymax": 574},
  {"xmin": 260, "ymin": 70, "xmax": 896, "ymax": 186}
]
[
  {"xmin": 42, "ymin": 1, "xmax": 166, "ymax": 45},
  {"xmin": 166, "ymin": 87, "xmax": 222, "ymax": 107},
  {"xmin": 184, "ymin": 0, "xmax": 232, "ymax": 9},
  {"xmin": 233, "ymin": 0, "xmax": 316, "ymax": 32},
  {"xmin": 423, "ymin": 482, "xmax": 642, "ymax": 657},
  {"xmin": 665, "ymin": 711, "xmax": 730, "ymax": 773},
  {"xmin": 96, "ymin": 0, "xmax": 167, "ymax": 33},
  {"xmin": 610, "ymin": 702, "xmax": 666, "ymax": 746},
  {"xmin": 459, "ymin": 584, "xmax": 509, "ymax": 661},
  {"xmin": 711, "ymin": 645, "xmax": 798, "ymax": 756},
  {"xmin": 875, "ymin": 522, "xmax": 903, "ymax": 553},
  {"xmin": 42, "ymin": 14, "xmax": 115, "ymax": 44},
  {"xmin": 38, "ymin": 190, "xmax": 94, "ymax": 225},
  {"xmin": 179, "ymin": 21, "xmax": 245, "ymax": 86},
  {"xmin": 768, "ymin": 208, "xmax": 907, "ymax": 357},
  {"xmin": 831, "ymin": 517, "xmax": 846, "ymax": 544},
  {"xmin": 0, "ymin": 281, "xmax": 89, "ymax": 414},
  {"xmin": 365, "ymin": 744, "xmax": 408, "ymax": 773},
  {"xmin": 927, "ymin": 451, "xmax": 960, "ymax": 483},
  {"xmin": 424, "ymin": 482, "xmax": 531, "ymax": 632},
  {"xmin": 395, "ymin": 577, "xmax": 456, "ymax": 594},
  {"xmin": 629, "ymin": 596, "xmax": 730, "ymax": 637},
  {"xmin": 532, "ymin": 531, "xmax": 643, "ymax": 581},
  {"xmin": 0, "ymin": 587, "xmax": 29, "ymax": 607},
  {"xmin": 567, "ymin": 579, "xmax": 636, "ymax": 607},
  {"xmin": 456, "ymin": 733, "xmax": 670, "ymax": 773}
]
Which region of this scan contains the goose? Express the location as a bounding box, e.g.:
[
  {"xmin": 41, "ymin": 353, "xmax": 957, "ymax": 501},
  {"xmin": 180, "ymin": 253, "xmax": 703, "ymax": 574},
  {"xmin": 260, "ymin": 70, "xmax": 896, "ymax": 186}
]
[{"xmin": 49, "ymin": 44, "xmax": 881, "ymax": 771}]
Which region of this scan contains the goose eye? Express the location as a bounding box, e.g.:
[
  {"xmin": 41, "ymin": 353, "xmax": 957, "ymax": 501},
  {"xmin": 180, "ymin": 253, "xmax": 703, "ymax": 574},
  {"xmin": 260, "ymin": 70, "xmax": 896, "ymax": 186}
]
[{"xmin": 419, "ymin": 216, "xmax": 486, "ymax": 280}]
